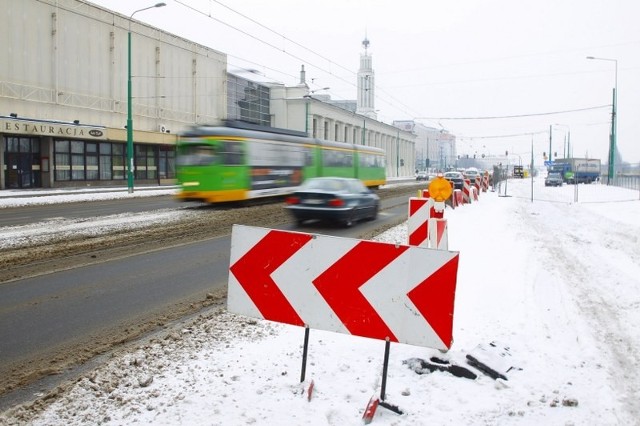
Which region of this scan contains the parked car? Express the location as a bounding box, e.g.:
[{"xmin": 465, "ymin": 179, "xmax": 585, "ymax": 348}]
[
  {"xmin": 417, "ymin": 172, "xmax": 437, "ymax": 183},
  {"xmin": 443, "ymin": 171, "xmax": 464, "ymax": 190},
  {"xmin": 285, "ymin": 177, "xmax": 379, "ymax": 227},
  {"xmin": 463, "ymin": 167, "xmax": 481, "ymax": 182},
  {"xmin": 545, "ymin": 172, "xmax": 563, "ymax": 187}
]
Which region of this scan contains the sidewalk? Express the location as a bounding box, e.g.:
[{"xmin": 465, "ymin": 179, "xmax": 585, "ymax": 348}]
[{"xmin": 0, "ymin": 185, "xmax": 179, "ymax": 199}]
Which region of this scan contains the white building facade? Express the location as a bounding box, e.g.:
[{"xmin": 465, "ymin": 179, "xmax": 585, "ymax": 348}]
[
  {"xmin": 270, "ymin": 77, "xmax": 415, "ymax": 179},
  {"xmin": 393, "ymin": 120, "xmax": 457, "ymax": 172},
  {"xmin": 1, "ymin": 0, "xmax": 415, "ymax": 190},
  {"xmin": 0, "ymin": 0, "xmax": 226, "ymax": 189}
]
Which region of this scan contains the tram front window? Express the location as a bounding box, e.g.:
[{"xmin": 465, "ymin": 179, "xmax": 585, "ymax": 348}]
[{"xmin": 177, "ymin": 144, "xmax": 217, "ymax": 166}]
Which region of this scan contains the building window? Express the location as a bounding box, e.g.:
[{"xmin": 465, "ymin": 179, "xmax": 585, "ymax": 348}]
[
  {"xmin": 159, "ymin": 146, "xmax": 176, "ymax": 179},
  {"xmin": 54, "ymin": 140, "xmax": 71, "ymax": 181},
  {"xmin": 135, "ymin": 144, "xmax": 158, "ymax": 180},
  {"xmin": 55, "ymin": 140, "xmax": 130, "ymax": 181},
  {"xmin": 86, "ymin": 142, "xmax": 99, "ymax": 180},
  {"xmin": 112, "ymin": 144, "xmax": 125, "ymax": 180},
  {"xmin": 227, "ymin": 74, "xmax": 271, "ymax": 126},
  {"xmin": 99, "ymin": 142, "xmax": 112, "ymax": 180},
  {"xmin": 71, "ymin": 141, "xmax": 85, "ymax": 180}
]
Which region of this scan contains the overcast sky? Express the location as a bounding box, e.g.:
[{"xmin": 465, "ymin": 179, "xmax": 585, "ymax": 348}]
[{"xmin": 90, "ymin": 0, "xmax": 640, "ymax": 165}]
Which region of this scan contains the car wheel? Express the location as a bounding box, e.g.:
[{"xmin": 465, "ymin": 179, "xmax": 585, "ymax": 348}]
[{"xmin": 343, "ymin": 213, "xmax": 355, "ymax": 227}]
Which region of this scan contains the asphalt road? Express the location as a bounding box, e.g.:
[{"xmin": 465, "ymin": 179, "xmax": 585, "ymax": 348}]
[
  {"xmin": 0, "ymin": 191, "xmax": 412, "ymax": 404},
  {"xmin": 0, "ymin": 236, "xmax": 230, "ymax": 365}
]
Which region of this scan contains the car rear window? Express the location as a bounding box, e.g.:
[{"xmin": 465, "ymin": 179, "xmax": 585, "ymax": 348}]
[{"xmin": 303, "ymin": 179, "xmax": 347, "ymax": 191}]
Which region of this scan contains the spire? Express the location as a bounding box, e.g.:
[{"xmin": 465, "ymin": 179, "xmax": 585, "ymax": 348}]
[{"xmin": 356, "ymin": 36, "xmax": 376, "ymax": 119}]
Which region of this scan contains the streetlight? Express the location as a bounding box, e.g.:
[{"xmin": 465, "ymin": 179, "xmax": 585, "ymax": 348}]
[
  {"xmin": 127, "ymin": 2, "xmax": 166, "ymax": 193},
  {"xmin": 304, "ymin": 87, "xmax": 329, "ymax": 136},
  {"xmin": 552, "ymin": 123, "xmax": 570, "ymax": 159},
  {"xmin": 586, "ymin": 56, "xmax": 617, "ymax": 185}
]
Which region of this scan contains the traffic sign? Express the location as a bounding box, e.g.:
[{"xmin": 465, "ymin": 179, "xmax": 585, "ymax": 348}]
[
  {"xmin": 544, "ymin": 161, "xmax": 554, "ymax": 166},
  {"xmin": 228, "ymin": 225, "xmax": 460, "ymax": 350}
]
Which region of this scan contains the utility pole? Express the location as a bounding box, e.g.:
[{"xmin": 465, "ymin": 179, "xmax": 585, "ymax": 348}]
[{"xmin": 548, "ymin": 125, "xmax": 552, "ymax": 164}]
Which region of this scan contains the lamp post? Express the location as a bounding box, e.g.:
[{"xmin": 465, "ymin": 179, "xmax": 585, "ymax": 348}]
[
  {"xmin": 127, "ymin": 2, "xmax": 166, "ymax": 193},
  {"xmin": 304, "ymin": 87, "xmax": 329, "ymax": 136},
  {"xmin": 586, "ymin": 56, "xmax": 617, "ymax": 185},
  {"xmin": 396, "ymin": 128, "xmax": 400, "ymax": 177},
  {"xmin": 552, "ymin": 123, "xmax": 570, "ymax": 159},
  {"xmin": 425, "ymin": 137, "xmax": 430, "ymax": 170}
]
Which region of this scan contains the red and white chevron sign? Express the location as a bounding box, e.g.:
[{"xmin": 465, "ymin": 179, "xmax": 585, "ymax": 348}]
[{"xmin": 227, "ymin": 225, "xmax": 460, "ymax": 350}]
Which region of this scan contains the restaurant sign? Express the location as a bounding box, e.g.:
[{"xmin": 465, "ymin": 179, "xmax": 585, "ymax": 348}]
[{"xmin": 1, "ymin": 119, "xmax": 106, "ymax": 140}]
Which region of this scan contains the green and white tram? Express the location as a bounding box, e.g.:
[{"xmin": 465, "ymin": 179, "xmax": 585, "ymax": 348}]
[{"xmin": 176, "ymin": 121, "xmax": 386, "ymax": 203}]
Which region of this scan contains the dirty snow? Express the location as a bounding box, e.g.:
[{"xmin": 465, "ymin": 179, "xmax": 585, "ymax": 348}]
[{"xmin": 1, "ymin": 178, "xmax": 640, "ymax": 425}]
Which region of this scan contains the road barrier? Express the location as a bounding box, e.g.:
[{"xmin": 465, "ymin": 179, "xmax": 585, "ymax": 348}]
[
  {"xmin": 462, "ymin": 179, "xmax": 472, "ymax": 204},
  {"xmin": 408, "ymin": 197, "xmax": 431, "ymax": 247}
]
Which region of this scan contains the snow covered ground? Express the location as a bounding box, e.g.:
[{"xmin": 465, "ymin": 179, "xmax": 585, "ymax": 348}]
[
  {"xmin": 0, "ymin": 187, "xmax": 184, "ymax": 250},
  {"xmin": 1, "ymin": 178, "xmax": 640, "ymax": 425}
]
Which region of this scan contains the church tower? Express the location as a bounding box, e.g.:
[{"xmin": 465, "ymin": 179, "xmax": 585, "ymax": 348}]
[{"xmin": 356, "ymin": 37, "xmax": 376, "ymax": 119}]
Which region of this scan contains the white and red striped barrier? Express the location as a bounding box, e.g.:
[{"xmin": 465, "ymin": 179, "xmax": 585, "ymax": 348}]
[
  {"xmin": 428, "ymin": 218, "xmax": 448, "ymax": 250},
  {"xmin": 453, "ymin": 189, "xmax": 463, "ymax": 208},
  {"xmin": 428, "ymin": 200, "xmax": 448, "ymax": 250},
  {"xmin": 482, "ymin": 174, "xmax": 489, "ymax": 192},
  {"xmin": 462, "ymin": 179, "xmax": 472, "ymax": 204},
  {"xmin": 408, "ymin": 197, "xmax": 431, "ymax": 247},
  {"xmin": 471, "ymin": 186, "xmax": 479, "ymax": 202},
  {"xmin": 408, "ymin": 198, "xmax": 449, "ymax": 250},
  {"xmin": 474, "ymin": 176, "xmax": 482, "ymax": 194}
]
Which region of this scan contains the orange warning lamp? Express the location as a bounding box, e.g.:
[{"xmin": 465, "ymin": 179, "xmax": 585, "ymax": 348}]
[{"xmin": 428, "ymin": 176, "xmax": 452, "ymax": 202}]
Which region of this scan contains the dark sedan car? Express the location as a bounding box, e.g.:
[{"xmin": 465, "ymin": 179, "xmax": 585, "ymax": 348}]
[
  {"xmin": 443, "ymin": 171, "xmax": 464, "ymax": 190},
  {"xmin": 285, "ymin": 177, "xmax": 380, "ymax": 227}
]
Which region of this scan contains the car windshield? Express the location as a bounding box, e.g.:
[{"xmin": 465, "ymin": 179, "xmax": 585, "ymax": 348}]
[
  {"xmin": 444, "ymin": 173, "xmax": 460, "ymax": 178},
  {"xmin": 549, "ymin": 173, "xmax": 561, "ymax": 178}
]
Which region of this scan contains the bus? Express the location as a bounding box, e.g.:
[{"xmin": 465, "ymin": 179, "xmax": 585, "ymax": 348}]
[{"xmin": 176, "ymin": 120, "xmax": 386, "ymax": 203}]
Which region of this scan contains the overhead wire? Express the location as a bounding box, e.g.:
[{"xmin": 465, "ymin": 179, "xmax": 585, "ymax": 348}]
[
  {"xmin": 415, "ymin": 104, "xmax": 611, "ymax": 120},
  {"xmin": 174, "ymin": 0, "xmax": 421, "ymax": 118},
  {"xmin": 173, "ymin": 0, "xmax": 357, "ymax": 88},
  {"xmin": 174, "ymin": 0, "xmax": 618, "ymax": 131}
]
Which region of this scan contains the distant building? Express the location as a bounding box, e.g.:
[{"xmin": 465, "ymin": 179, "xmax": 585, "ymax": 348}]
[
  {"xmin": 393, "ymin": 121, "xmax": 457, "ymax": 171},
  {"xmin": 269, "ymin": 63, "xmax": 415, "ymax": 178}
]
